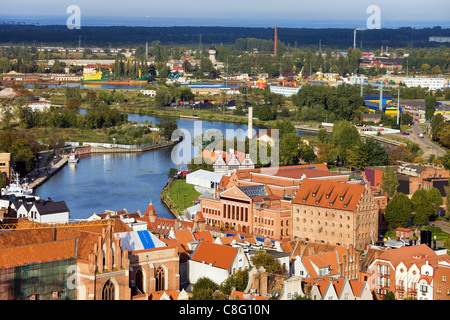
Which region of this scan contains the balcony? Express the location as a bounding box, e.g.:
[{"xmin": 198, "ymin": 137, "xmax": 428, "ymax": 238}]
[{"xmin": 395, "ymin": 286, "xmax": 405, "ymax": 292}]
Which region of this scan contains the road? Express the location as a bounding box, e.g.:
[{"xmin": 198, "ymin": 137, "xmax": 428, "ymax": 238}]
[{"xmin": 386, "ymin": 121, "xmax": 446, "ymax": 159}]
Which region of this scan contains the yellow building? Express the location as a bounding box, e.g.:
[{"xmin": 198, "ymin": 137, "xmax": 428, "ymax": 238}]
[{"xmin": 0, "ymin": 153, "xmax": 13, "ymax": 183}]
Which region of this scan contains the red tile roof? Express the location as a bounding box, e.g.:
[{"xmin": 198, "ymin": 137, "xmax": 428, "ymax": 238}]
[
  {"xmin": 293, "ymin": 179, "xmax": 365, "ymax": 211},
  {"xmin": 0, "ymin": 238, "xmax": 77, "ymax": 269},
  {"xmin": 191, "ymin": 241, "xmax": 238, "ymax": 270},
  {"xmin": 378, "ymin": 244, "xmax": 448, "ymax": 267},
  {"xmin": 193, "ymin": 231, "xmax": 214, "ymax": 243}
]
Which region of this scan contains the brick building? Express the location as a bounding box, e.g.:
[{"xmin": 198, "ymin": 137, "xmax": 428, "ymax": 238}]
[
  {"xmin": 291, "ymin": 179, "xmax": 379, "ymax": 250},
  {"xmin": 364, "ymin": 163, "xmax": 449, "ymax": 197},
  {"xmin": 434, "ymin": 260, "xmax": 450, "ymax": 300},
  {"xmin": 0, "ymin": 153, "xmax": 13, "ymax": 184}
]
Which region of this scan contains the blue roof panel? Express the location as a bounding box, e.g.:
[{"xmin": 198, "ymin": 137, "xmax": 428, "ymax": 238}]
[{"xmin": 137, "ymin": 230, "xmax": 155, "ymax": 249}]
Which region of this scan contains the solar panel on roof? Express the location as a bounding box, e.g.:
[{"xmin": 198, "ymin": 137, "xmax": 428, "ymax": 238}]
[{"xmin": 239, "ymin": 185, "xmax": 268, "ymax": 198}]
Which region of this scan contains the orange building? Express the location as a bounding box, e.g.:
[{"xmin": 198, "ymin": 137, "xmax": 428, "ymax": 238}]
[
  {"xmin": 292, "ymin": 179, "xmax": 379, "ymax": 250},
  {"xmin": 0, "ymin": 153, "xmax": 13, "ymax": 183},
  {"xmin": 434, "ymin": 260, "xmax": 450, "ymax": 300}
]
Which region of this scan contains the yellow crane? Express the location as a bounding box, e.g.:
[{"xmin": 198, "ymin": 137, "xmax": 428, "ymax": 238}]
[{"xmin": 0, "ymin": 218, "xmax": 114, "ymax": 231}]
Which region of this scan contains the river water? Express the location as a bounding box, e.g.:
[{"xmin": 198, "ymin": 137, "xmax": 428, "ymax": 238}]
[{"xmin": 35, "ymin": 115, "xmax": 259, "ymax": 220}]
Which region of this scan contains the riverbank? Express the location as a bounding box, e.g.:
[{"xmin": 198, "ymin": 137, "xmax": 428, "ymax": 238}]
[{"xmin": 28, "ymin": 156, "xmax": 68, "ymax": 190}]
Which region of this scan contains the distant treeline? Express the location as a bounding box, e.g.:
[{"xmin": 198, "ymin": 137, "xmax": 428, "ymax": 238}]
[{"xmin": 0, "ymin": 25, "xmax": 449, "ymax": 48}]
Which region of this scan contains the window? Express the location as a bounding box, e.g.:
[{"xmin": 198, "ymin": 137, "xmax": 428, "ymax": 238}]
[
  {"xmin": 135, "ymin": 269, "xmax": 144, "ymax": 294},
  {"xmin": 155, "ymin": 266, "xmax": 165, "ymax": 291},
  {"xmin": 443, "ymin": 275, "xmax": 447, "ymax": 283},
  {"xmin": 102, "ymin": 279, "xmax": 115, "ymax": 300}
]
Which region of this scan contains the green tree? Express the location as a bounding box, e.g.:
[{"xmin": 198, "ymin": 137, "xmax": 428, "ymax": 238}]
[
  {"xmin": 275, "ymin": 119, "xmax": 295, "ymax": 138},
  {"xmin": 346, "ymin": 137, "xmax": 387, "ymax": 170},
  {"xmin": 279, "ymin": 132, "xmax": 300, "ymax": 165},
  {"xmin": 156, "ymin": 116, "xmax": 178, "ymax": 139},
  {"xmin": 256, "ymin": 105, "xmax": 276, "ymax": 121},
  {"xmin": 250, "ymin": 250, "xmax": 286, "ymax": 274},
  {"xmin": 219, "ymin": 269, "xmax": 249, "ymax": 295},
  {"xmin": 330, "ymin": 120, "xmax": 360, "ymax": 165},
  {"xmin": 427, "ymin": 187, "xmax": 443, "ymax": 211},
  {"xmin": 191, "ymin": 277, "xmax": 221, "ymax": 300},
  {"xmin": 383, "ymin": 291, "xmax": 396, "ymax": 300},
  {"xmin": 384, "ymin": 193, "xmax": 413, "ymax": 227},
  {"xmin": 298, "ymin": 141, "xmax": 316, "ymax": 163},
  {"xmin": 65, "ymin": 96, "xmax": 82, "ymax": 111},
  {"xmin": 0, "ymin": 174, "xmax": 6, "ymax": 189},
  {"xmin": 168, "ymin": 167, "xmax": 178, "ymax": 180},
  {"xmin": 425, "ymin": 95, "xmax": 436, "ymax": 120},
  {"xmin": 317, "ymin": 128, "xmax": 328, "ymax": 143},
  {"xmin": 155, "ymin": 86, "xmax": 174, "ymax": 107},
  {"xmin": 381, "ymin": 166, "xmax": 399, "ymax": 198},
  {"xmin": 411, "ymin": 188, "xmax": 434, "ymax": 217}
]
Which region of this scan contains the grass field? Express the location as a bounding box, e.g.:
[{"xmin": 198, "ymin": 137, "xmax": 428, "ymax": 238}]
[{"xmin": 166, "ymin": 178, "xmax": 201, "ymax": 212}]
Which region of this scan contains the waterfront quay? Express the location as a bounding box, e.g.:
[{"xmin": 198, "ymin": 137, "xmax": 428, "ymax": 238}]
[{"xmin": 28, "ymin": 139, "xmax": 182, "ymax": 192}]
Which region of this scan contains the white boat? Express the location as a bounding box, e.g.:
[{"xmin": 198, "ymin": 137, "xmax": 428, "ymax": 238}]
[
  {"xmin": 1, "ymin": 173, "xmax": 33, "ymax": 196},
  {"xmin": 68, "ymin": 153, "xmax": 79, "ymax": 163}
]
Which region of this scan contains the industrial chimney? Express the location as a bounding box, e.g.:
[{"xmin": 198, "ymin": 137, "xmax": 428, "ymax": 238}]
[
  {"xmin": 274, "ymin": 25, "xmax": 278, "ymax": 57},
  {"xmin": 248, "ymin": 107, "xmax": 253, "ymax": 139}
]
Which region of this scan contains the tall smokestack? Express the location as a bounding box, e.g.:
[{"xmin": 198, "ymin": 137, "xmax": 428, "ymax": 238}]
[
  {"xmin": 274, "ymin": 25, "xmax": 278, "ymax": 57},
  {"xmin": 248, "ymin": 107, "xmax": 253, "ymax": 139}
]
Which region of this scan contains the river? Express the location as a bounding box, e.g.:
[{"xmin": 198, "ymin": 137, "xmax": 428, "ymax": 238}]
[{"xmin": 35, "ymin": 115, "xmax": 258, "ymax": 220}]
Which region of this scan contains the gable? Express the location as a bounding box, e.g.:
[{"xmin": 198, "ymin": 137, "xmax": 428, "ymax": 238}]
[{"xmin": 220, "ymin": 185, "xmax": 252, "ymax": 201}]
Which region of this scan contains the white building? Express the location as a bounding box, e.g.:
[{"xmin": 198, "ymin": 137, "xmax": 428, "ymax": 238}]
[
  {"xmin": 188, "ymin": 241, "xmax": 251, "ymax": 286},
  {"xmin": 269, "ymin": 85, "xmax": 301, "ymax": 97},
  {"xmin": 26, "ymin": 100, "xmax": 51, "ymax": 112},
  {"xmin": 140, "ymin": 89, "xmax": 156, "ymax": 97},
  {"xmin": 403, "ymin": 77, "xmax": 448, "ymax": 91},
  {"xmin": 186, "ymin": 169, "xmax": 223, "ymax": 189},
  {"xmin": 210, "ymin": 150, "xmax": 255, "ymax": 176},
  {"xmin": 16, "ymin": 199, "xmax": 70, "ymax": 223}
]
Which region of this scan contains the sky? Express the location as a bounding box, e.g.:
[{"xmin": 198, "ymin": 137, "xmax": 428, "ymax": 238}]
[{"xmin": 1, "ymin": 0, "xmax": 449, "ymax": 28}]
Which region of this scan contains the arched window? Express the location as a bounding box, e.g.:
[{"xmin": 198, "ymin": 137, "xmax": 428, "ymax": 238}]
[
  {"xmin": 155, "ymin": 266, "xmax": 165, "ymax": 291},
  {"xmin": 102, "ymin": 279, "xmax": 115, "ymax": 300},
  {"xmin": 135, "ymin": 269, "xmax": 144, "ymax": 294}
]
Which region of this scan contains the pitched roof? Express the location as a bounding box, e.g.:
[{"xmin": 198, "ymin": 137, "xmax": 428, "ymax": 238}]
[
  {"xmin": 174, "ymin": 229, "xmax": 195, "ymax": 246},
  {"xmin": 33, "ymin": 200, "xmax": 70, "ymax": 215},
  {"xmin": 377, "ymin": 244, "xmax": 445, "ymax": 267},
  {"xmin": 191, "ymin": 241, "xmax": 238, "ymax": 270},
  {"xmin": 229, "ymin": 290, "xmax": 267, "ymax": 300},
  {"xmin": 193, "ymin": 231, "xmax": 214, "ymax": 243},
  {"xmin": 292, "ymin": 179, "xmax": 365, "ymax": 211},
  {"xmin": 115, "ymin": 230, "xmax": 167, "ymax": 252},
  {"xmin": 0, "ymin": 238, "xmax": 77, "ymax": 269}
]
